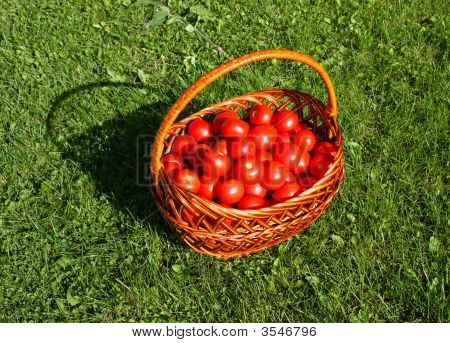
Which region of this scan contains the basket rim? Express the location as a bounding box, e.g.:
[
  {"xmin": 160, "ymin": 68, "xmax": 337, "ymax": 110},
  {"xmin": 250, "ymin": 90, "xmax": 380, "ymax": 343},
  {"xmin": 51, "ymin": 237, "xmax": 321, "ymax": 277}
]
[
  {"xmin": 174, "ymin": 88, "xmax": 326, "ymax": 123},
  {"xmin": 153, "ymin": 88, "xmax": 343, "ymax": 217}
]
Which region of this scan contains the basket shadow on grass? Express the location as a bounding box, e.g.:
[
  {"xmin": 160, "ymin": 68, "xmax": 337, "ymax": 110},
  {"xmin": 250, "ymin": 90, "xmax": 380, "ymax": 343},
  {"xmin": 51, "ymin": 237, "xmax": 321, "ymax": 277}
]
[{"xmin": 46, "ymin": 81, "xmax": 208, "ymax": 245}]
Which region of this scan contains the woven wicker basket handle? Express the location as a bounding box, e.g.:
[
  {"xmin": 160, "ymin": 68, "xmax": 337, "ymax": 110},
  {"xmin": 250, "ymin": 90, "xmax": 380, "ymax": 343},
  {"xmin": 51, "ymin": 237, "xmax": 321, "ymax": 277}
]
[{"xmin": 151, "ymin": 49, "xmax": 337, "ymax": 174}]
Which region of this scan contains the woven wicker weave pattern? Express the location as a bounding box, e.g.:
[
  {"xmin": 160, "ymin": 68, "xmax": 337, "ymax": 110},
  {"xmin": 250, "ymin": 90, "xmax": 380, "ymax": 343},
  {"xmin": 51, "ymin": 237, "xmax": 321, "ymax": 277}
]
[{"xmin": 150, "ymin": 50, "xmax": 344, "ymax": 259}]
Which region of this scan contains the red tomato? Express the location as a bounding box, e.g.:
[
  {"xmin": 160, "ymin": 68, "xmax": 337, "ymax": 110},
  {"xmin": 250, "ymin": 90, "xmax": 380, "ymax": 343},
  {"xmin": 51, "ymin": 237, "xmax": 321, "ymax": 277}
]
[
  {"xmin": 312, "ymin": 141, "xmax": 337, "ymax": 157},
  {"xmin": 172, "ymin": 135, "xmax": 196, "ymax": 156},
  {"xmin": 218, "ymin": 202, "xmax": 233, "ymax": 208},
  {"xmin": 221, "ymin": 119, "xmax": 249, "ymax": 138},
  {"xmin": 248, "ymin": 124, "xmax": 278, "ymax": 150},
  {"xmin": 255, "ymin": 150, "xmax": 273, "ymax": 163},
  {"xmin": 298, "ymin": 176, "xmax": 317, "ymax": 189},
  {"xmin": 295, "ymin": 123, "xmax": 309, "ymax": 133},
  {"xmin": 310, "ymin": 153, "xmax": 334, "ymax": 179},
  {"xmin": 285, "ymin": 171, "xmax": 296, "ymax": 182},
  {"xmin": 244, "ymin": 183, "xmax": 267, "ymax": 198},
  {"xmin": 275, "ymin": 131, "xmax": 292, "ymax": 146},
  {"xmin": 211, "ymin": 138, "xmax": 229, "ymax": 156},
  {"xmin": 294, "ymin": 128, "xmax": 316, "ymax": 152},
  {"xmin": 212, "ymin": 110, "xmax": 239, "ymax": 134},
  {"xmin": 247, "ymin": 104, "xmax": 274, "ymax": 126},
  {"xmin": 228, "ymin": 137, "xmax": 256, "ymax": 159},
  {"xmin": 197, "ymin": 176, "xmax": 216, "ymax": 200},
  {"xmin": 233, "ymin": 156, "xmax": 262, "ymax": 184},
  {"xmin": 202, "ymin": 150, "xmax": 231, "ymax": 178},
  {"xmin": 273, "ymin": 109, "xmax": 299, "ymax": 133},
  {"xmin": 185, "ymin": 144, "xmax": 212, "ymax": 168},
  {"xmin": 188, "ymin": 119, "xmax": 212, "ymax": 142},
  {"xmin": 162, "ymin": 162, "xmax": 180, "ymax": 177},
  {"xmin": 261, "ymin": 161, "xmax": 287, "ymax": 190},
  {"xmin": 173, "ymin": 169, "xmax": 200, "ymax": 193},
  {"xmin": 273, "ymin": 182, "xmax": 302, "ymax": 202},
  {"xmin": 292, "ymin": 151, "xmax": 311, "ymax": 175},
  {"xmin": 273, "ymin": 143, "xmax": 302, "ymax": 171},
  {"xmin": 161, "ymin": 153, "xmax": 183, "ymax": 166},
  {"xmin": 215, "ymin": 179, "xmax": 244, "ymax": 204},
  {"xmin": 237, "ymin": 194, "xmax": 267, "ymax": 209}
]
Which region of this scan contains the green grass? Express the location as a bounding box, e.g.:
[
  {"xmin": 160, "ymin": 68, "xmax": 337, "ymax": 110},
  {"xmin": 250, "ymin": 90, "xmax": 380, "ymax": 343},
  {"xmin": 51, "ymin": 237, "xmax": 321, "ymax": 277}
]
[{"xmin": 0, "ymin": 0, "xmax": 448, "ymax": 322}]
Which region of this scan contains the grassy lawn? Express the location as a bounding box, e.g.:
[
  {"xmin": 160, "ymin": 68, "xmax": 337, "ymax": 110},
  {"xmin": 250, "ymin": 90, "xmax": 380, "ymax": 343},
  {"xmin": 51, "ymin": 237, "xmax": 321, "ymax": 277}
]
[{"xmin": 0, "ymin": 0, "xmax": 448, "ymax": 322}]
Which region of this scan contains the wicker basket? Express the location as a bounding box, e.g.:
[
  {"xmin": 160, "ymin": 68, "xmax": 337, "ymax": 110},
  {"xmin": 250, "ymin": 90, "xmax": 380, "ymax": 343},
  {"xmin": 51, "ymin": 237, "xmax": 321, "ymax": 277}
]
[{"xmin": 150, "ymin": 49, "xmax": 344, "ymax": 259}]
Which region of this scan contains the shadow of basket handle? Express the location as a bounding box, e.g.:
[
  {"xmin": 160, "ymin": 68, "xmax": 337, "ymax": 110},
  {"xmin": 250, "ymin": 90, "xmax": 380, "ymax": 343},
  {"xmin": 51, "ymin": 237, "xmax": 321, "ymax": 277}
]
[{"xmin": 150, "ymin": 49, "xmax": 337, "ymax": 176}]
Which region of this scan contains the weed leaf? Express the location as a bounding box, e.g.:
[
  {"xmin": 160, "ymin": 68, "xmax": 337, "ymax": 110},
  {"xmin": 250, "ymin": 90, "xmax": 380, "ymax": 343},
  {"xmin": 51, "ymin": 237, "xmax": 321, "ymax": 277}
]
[{"xmin": 147, "ymin": 9, "xmax": 169, "ymax": 27}]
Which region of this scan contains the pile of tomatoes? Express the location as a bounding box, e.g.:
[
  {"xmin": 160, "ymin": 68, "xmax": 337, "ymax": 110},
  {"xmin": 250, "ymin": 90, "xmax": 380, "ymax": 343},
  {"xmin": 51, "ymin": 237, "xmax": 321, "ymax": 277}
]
[{"xmin": 161, "ymin": 104, "xmax": 337, "ymax": 210}]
